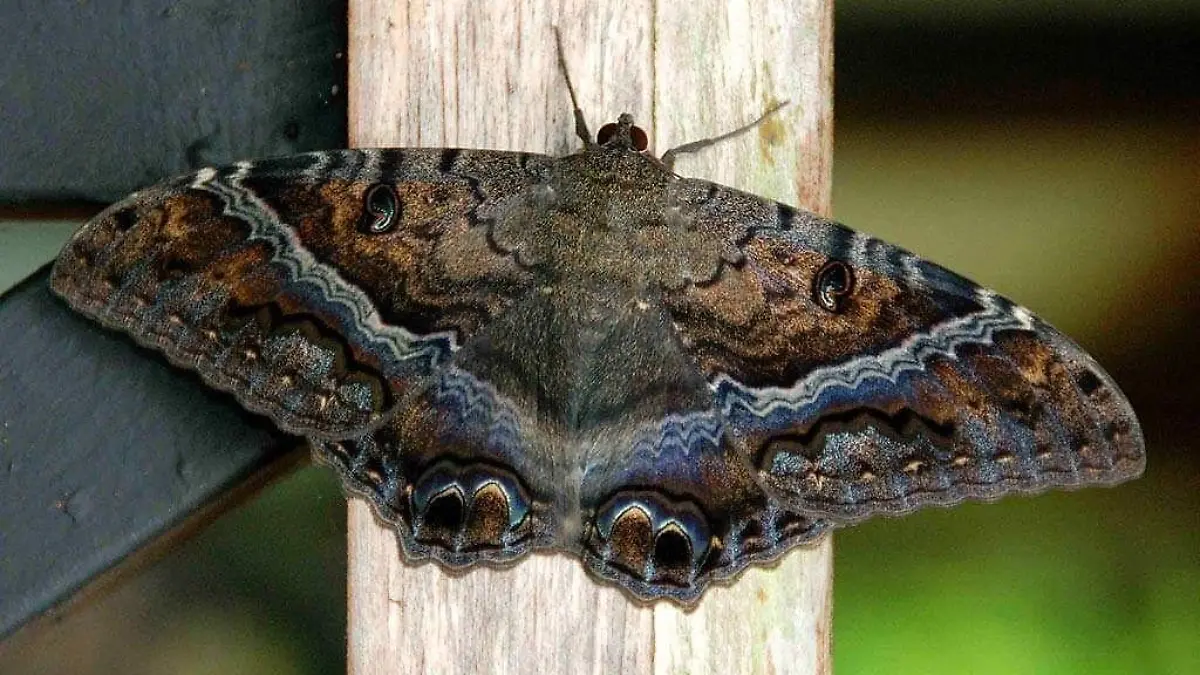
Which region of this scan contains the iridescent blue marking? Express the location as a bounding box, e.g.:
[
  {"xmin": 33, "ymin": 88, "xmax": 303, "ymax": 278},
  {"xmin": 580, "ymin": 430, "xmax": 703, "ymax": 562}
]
[{"xmin": 431, "ymin": 367, "xmax": 527, "ymax": 463}]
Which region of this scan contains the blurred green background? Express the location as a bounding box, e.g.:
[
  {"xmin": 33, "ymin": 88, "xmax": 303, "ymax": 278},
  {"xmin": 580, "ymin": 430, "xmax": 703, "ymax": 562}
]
[{"xmin": 2, "ymin": 2, "xmax": 1197, "ymax": 673}]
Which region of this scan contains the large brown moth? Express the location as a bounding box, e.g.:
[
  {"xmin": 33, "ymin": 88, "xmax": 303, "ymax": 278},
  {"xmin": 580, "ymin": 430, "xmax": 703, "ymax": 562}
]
[{"xmin": 50, "ymin": 64, "xmax": 1144, "ymax": 603}]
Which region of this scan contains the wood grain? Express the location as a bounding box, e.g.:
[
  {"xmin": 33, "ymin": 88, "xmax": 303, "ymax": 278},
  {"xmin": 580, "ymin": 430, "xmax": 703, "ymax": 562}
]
[{"xmin": 346, "ymin": 2, "xmax": 834, "ymax": 673}]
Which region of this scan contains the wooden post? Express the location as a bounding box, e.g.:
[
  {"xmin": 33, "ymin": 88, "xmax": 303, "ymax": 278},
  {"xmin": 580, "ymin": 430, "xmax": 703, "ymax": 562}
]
[{"xmin": 346, "ymin": 2, "xmax": 833, "ymax": 673}]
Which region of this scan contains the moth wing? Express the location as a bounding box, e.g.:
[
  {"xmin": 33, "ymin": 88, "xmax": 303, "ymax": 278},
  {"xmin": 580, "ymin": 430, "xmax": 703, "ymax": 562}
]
[
  {"xmin": 661, "ymin": 180, "xmax": 1145, "ymax": 523},
  {"xmin": 571, "ymin": 408, "xmax": 830, "ymax": 603},
  {"xmin": 51, "ymin": 149, "xmax": 544, "ymax": 440},
  {"xmin": 311, "ymin": 365, "xmax": 561, "ymax": 569}
]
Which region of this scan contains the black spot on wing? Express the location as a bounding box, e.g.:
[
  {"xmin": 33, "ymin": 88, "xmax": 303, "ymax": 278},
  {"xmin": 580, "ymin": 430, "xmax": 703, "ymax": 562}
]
[
  {"xmin": 439, "ymin": 148, "xmax": 461, "ymax": 174},
  {"xmin": 776, "ymin": 202, "xmax": 796, "ymax": 231}
]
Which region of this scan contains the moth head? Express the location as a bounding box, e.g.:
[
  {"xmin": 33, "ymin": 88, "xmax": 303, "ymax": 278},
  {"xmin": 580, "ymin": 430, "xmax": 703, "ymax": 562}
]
[{"xmin": 596, "ymin": 113, "xmax": 650, "ymax": 152}]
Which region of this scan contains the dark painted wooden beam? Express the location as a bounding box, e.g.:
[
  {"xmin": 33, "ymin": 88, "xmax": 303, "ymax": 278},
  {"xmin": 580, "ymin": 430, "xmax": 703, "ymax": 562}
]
[
  {"xmin": 0, "ymin": 0, "xmax": 347, "ymax": 204},
  {"xmin": 0, "ymin": 266, "xmax": 305, "ymax": 639}
]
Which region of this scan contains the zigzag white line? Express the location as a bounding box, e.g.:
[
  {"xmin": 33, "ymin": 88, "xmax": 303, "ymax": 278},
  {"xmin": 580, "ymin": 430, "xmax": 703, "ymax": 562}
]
[
  {"xmin": 190, "ymin": 158, "xmax": 459, "ymax": 368},
  {"xmin": 629, "ymin": 410, "xmax": 726, "ymax": 458},
  {"xmin": 714, "ymin": 287, "xmax": 1035, "ymax": 418}
]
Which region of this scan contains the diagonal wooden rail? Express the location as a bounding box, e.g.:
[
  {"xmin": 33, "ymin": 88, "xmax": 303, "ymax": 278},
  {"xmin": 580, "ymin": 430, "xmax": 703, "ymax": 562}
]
[{"xmin": 347, "ymin": 2, "xmax": 834, "ymax": 673}]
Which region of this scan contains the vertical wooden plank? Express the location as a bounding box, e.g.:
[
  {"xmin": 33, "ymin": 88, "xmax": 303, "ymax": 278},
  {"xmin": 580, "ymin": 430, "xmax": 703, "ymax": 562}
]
[
  {"xmin": 650, "ymin": 4, "xmax": 835, "ymax": 673},
  {"xmin": 346, "ymin": 2, "xmax": 832, "ymax": 673}
]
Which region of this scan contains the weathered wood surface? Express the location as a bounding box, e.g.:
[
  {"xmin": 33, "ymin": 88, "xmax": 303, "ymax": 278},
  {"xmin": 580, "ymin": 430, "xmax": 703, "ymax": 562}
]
[{"xmin": 346, "ymin": 2, "xmax": 834, "ymax": 673}]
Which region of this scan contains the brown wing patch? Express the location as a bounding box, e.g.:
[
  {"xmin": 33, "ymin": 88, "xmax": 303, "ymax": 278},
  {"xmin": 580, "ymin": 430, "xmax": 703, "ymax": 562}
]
[{"xmin": 666, "ymin": 236, "xmax": 980, "ymax": 386}]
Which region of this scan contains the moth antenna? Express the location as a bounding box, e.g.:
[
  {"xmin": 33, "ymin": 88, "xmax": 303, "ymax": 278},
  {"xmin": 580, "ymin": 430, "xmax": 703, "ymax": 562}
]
[
  {"xmin": 660, "ymin": 100, "xmax": 791, "ymax": 172},
  {"xmin": 553, "ymin": 27, "xmax": 594, "ymax": 148}
]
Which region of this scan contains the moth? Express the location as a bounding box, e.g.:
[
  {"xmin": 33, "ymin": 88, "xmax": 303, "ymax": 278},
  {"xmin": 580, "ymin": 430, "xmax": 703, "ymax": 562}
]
[{"xmin": 50, "ymin": 86, "xmax": 1144, "ymax": 604}]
